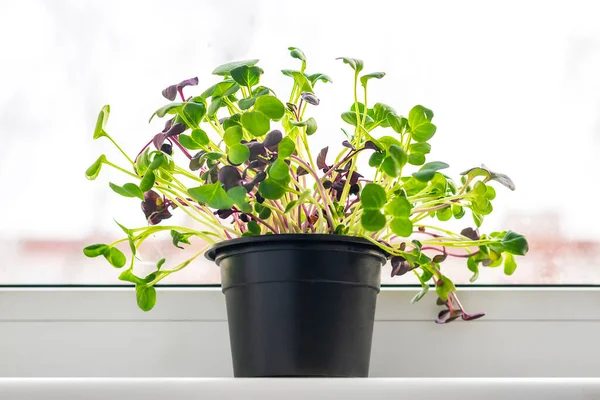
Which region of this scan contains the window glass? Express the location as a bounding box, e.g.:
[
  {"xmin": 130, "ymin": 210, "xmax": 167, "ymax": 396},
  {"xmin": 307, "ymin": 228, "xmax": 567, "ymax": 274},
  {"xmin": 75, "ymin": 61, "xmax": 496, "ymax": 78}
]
[{"xmin": 1, "ymin": 0, "xmax": 598, "ymax": 284}]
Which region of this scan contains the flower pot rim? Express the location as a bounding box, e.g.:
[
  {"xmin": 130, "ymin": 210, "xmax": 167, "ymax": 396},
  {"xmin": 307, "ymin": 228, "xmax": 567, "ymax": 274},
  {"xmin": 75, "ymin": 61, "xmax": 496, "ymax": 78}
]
[{"xmin": 205, "ymin": 233, "xmax": 388, "ymax": 262}]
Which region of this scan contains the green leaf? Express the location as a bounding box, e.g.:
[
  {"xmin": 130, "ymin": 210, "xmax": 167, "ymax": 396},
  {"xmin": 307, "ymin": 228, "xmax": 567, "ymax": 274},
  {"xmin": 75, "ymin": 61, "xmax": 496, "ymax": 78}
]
[
  {"xmin": 83, "ymin": 244, "xmax": 108, "ymax": 258},
  {"xmin": 473, "ymin": 211, "xmax": 484, "ymax": 227},
  {"xmin": 258, "ymin": 177, "xmax": 289, "ymax": 200},
  {"xmin": 387, "ymin": 113, "xmax": 408, "ymax": 134},
  {"xmin": 139, "ymin": 170, "xmax": 156, "ymax": 192},
  {"xmin": 452, "ymin": 205, "xmax": 465, "ymax": 219},
  {"xmin": 170, "ymin": 230, "xmax": 192, "ymax": 250},
  {"xmin": 411, "ymin": 284, "xmax": 429, "ymax": 304},
  {"xmin": 408, "ymin": 105, "xmax": 436, "ymax": 142},
  {"xmin": 307, "ymin": 73, "xmax": 333, "ymax": 86},
  {"xmin": 136, "ymin": 285, "xmax": 156, "ymax": 312},
  {"xmin": 377, "ymin": 136, "xmax": 402, "ymax": 149},
  {"xmin": 504, "ymin": 253, "xmax": 517, "ymax": 275},
  {"xmin": 114, "ymin": 220, "xmax": 136, "ymax": 256},
  {"xmin": 372, "ymin": 103, "xmax": 395, "ymax": 126},
  {"xmin": 435, "ymin": 276, "xmax": 456, "ymax": 301},
  {"xmin": 178, "ymin": 134, "xmax": 203, "ymax": 150},
  {"xmin": 467, "ymin": 257, "xmax": 480, "ymax": 282},
  {"xmin": 93, "ymin": 105, "xmax": 110, "ymax": 139},
  {"xmin": 109, "ymin": 182, "xmax": 144, "ymax": 200},
  {"xmin": 254, "ymin": 95, "xmax": 285, "ymax": 121},
  {"xmin": 269, "ymin": 158, "xmax": 290, "ymax": 181},
  {"xmin": 281, "ymin": 70, "xmax": 314, "ymax": 93},
  {"xmin": 278, "ymin": 137, "xmax": 295, "ymax": 158},
  {"xmin": 212, "ymin": 59, "xmax": 260, "ymax": 76},
  {"xmin": 118, "ymin": 269, "xmax": 144, "ymax": 284},
  {"xmin": 408, "ymin": 153, "xmax": 426, "ymax": 166},
  {"xmin": 254, "ymin": 95, "xmax": 285, "ymax": 120},
  {"xmin": 361, "ymin": 210, "xmax": 386, "ymax": 232},
  {"xmin": 228, "ymin": 144, "xmax": 250, "ymax": 165},
  {"xmin": 381, "ymin": 156, "xmax": 399, "ymax": 177},
  {"xmin": 360, "ymin": 72, "xmax": 385, "ymax": 87},
  {"xmin": 192, "ymin": 129, "xmax": 209, "ymax": 146},
  {"xmin": 258, "ymin": 207, "xmax": 272, "ymax": 219},
  {"xmin": 245, "ymin": 220, "xmax": 259, "ymax": 235},
  {"xmin": 460, "ymin": 165, "xmax": 516, "ymax": 191},
  {"xmin": 288, "ymin": 46, "xmax": 306, "ymax": 61},
  {"xmin": 485, "ymin": 185, "xmax": 497, "ymax": 200},
  {"xmin": 336, "ymin": 57, "xmax": 364, "ymax": 73},
  {"xmin": 360, "ymin": 183, "xmax": 387, "ymax": 209},
  {"xmin": 201, "ymin": 80, "xmax": 240, "ymax": 99},
  {"xmin": 385, "ymin": 196, "xmax": 412, "ymax": 217},
  {"xmin": 85, "ymin": 154, "xmax": 106, "ymax": 180},
  {"xmin": 227, "ymin": 186, "xmax": 251, "ymax": 213},
  {"xmin": 390, "ymin": 217, "xmax": 413, "ymax": 237},
  {"xmin": 188, "ymin": 182, "xmax": 234, "ymax": 209},
  {"xmin": 207, "ymin": 97, "xmax": 222, "ymax": 116},
  {"xmin": 103, "ymin": 247, "xmax": 126, "ymax": 268},
  {"xmin": 238, "ymin": 97, "xmax": 256, "ymax": 110},
  {"xmin": 412, "ymin": 161, "xmax": 450, "ymax": 182},
  {"xmin": 180, "ymin": 102, "xmax": 206, "ymax": 126},
  {"xmin": 388, "ymin": 145, "xmax": 408, "ymax": 168},
  {"xmin": 231, "ymin": 65, "xmax": 262, "ymax": 88},
  {"xmin": 436, "ymin": 206, "xmax": 452, "ymax": 221},
  {"xmin": 223, "ymin": 125, "xmax": 243, "ymax": 146},
  {"xmin": 369, "ymin": 152, "xmax": 384, "ymax": 167},
  {"xmin": 149, "ymin": 103, "xmax": 184, "ymax": 122},
  {"xmin": 223, "ymin": 114, "xmax": 242, "ymax": 130},
  {"xmin": 148, "ymin": 152, "xmax": 165, "ymax": 170},
  {"xmin": 410, "ymin": 142, "xmax": 431, "ymax": 155},
  {"xmin": 341, "ymin": 111, "xmax": 373, "ymax": 127},
  {"xmin": 501, "ymin": 231, "xmax": 529, "ymax": 256},
  {"xmin": 305, "ymin": 117, "xmax": 318, "ymax": 135},
  {"xmin": 241, "ymin": 111, "xmax": 270, "ymax": 137}
]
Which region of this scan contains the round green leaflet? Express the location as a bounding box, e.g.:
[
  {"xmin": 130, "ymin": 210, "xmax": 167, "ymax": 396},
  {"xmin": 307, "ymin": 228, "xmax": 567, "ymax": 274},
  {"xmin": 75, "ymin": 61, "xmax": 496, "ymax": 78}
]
[
  {"xmin": 228, "ymin": 144, "xmax": 250, "ymax": 165},
  {"xmin": 241, "ymin": 111, "xmax": 270, "ymax": 137},
  {"xmin": 254, "ymin": 95, "xmax": 285, "ymax": 120},
  {"xmin": 269, "ymin": 158, "xmax": 290, "ymax": 181},
  {"xmin": 224, "ymin": 126, "xmax": 243, "ymax": 146},
  {"xmin": 360, "ymin": 183, "xmax": 387, "ymax": 209},
  {"xmin": 361, "ymin": 210, "xmax": 386, "ymax": 231}
]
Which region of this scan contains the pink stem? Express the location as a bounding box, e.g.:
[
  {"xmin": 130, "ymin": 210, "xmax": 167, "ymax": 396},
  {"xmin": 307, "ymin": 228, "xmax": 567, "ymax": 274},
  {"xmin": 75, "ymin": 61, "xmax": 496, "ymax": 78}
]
[{"xmin": 171, "ymin": 137, "xmax": 192, "ymax": 159}]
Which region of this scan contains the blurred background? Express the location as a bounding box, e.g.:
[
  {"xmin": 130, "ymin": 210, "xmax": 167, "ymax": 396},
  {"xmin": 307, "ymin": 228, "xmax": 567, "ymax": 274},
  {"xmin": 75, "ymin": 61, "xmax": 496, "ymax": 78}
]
[{"xmin": 0, "ymin": 0, "xmax": 598, "ymax": 284}]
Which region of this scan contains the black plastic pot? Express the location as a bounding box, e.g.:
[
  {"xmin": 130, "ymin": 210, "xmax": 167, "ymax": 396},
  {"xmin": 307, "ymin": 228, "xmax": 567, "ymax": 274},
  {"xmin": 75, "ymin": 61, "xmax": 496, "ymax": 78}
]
[{"xmin": 205, "ymin": 234, "xmax": 388, "ymax": 377}]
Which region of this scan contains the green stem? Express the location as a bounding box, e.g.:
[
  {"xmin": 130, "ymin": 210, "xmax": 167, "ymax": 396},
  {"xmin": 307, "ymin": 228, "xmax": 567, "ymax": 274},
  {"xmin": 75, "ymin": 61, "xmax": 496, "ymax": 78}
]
[
  {"xmin": 104, "ymin": 160, "xmax": 138, "ymax": 179},
  {"xmin": 107, "ymin": 136, "xmax": 135, "ymax": 166}
]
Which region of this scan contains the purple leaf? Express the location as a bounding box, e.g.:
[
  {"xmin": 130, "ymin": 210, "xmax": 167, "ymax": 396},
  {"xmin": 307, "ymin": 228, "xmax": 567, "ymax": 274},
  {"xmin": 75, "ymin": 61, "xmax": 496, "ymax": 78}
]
[
  {"xmin": 263, "ymin": 130, "xmax": 283, "ymax": 149},
  {"xmin": 435, "ymin": 309, "xmax": 463, "ymax": 324},
  {"xmin": 296, "ymin": 166, "xmax": 309, "ymax": 177},
  {"xmin": 162, "ymin": 77, "xmax": 199, "ymax": 101},
  {"xmin": 342, "ymin": 140, "xmax": 355, "ymax": 150},
  {"xmin": 300, "ymin": 92, "xmax": 320, "ymax": 106},
  {"xmin": 160, "ymin": 143, "xmax": 173, "ymax": 155},
  {"xmin": 286, "ymin": 102, "xmax": 297, "ymax": 113},
  {"xmin": 316, "ymin": 146, "xmax": 329, "ymax": 170},
  {"xmin": 218, "ymin": 166, "xmax": 242, "ymax": 191},
  {"xmin": 153, "ymin": 133, "xmax": 166, "ymax": 150},
  {"xmin": 245, "ymin": 142, "xmax": 268, "ymax": 169},
  {"xmin": 348, "ymin": 171, "xmax": 363, "ymax": 185},
  {"xmin": 162, "ymin": 86, "xmax": 178, "ymax": 101},
  {"xmin": 164, "ymin": 123, "xmax": 187, "ymax": 137},
  {"xmin": 460, "ymin": 227, "xmax": 480, "ymax": 241},
  {"xmin": 350, "ymin": 183, "xmax": 360, "ymax": 195},
  {"xmin": 162, "ymin": 118, "xmax": 174, "ymax": 132},
  {"xmin": 462, "ymin": 312, "xmax": 486, "ymax": 321},
  {"xmin": 391, "ymin": 256, "xmax": 414, "ymax": 277},
  {"xmin": 216, "ymin": 209, "xmax": 234, "ymax": 219},
  {"xmin": 364, "ymin": 141, "xmax": 380, "ymax": 151},
  {"xmin": 141, "ymin": 190, "xmax": 172, "ymax": 225}
]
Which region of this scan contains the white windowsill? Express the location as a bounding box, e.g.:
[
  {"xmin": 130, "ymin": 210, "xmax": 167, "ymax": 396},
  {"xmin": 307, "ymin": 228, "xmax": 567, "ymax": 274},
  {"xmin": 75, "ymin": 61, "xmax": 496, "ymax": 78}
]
[
  {"xmin": 0, "ymin": 287, "xmax": 598, "ymax": 378},
  {"xmin": 0, "ymin": 378, "xmax": 599, "ymax": 400}
]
